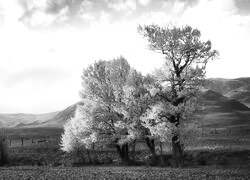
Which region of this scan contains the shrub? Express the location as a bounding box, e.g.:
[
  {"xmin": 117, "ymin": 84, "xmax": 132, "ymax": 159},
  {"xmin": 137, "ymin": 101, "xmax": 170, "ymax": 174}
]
[{"xmin": 0, "ymin": 129, "xmax": 8, "ymax": 165}]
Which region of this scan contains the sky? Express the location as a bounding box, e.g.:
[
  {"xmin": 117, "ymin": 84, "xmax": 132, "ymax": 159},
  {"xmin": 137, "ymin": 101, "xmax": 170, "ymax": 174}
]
[{"xmin": 0, "ymin": 0, "xmax": 250, "ymax": 114}]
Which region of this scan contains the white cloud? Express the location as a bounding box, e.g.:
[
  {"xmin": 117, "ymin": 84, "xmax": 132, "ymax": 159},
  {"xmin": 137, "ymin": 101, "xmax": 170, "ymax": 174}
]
[
  {"xmin": 138, "ymin": 0, "xmax": 150, "ymax": 6},
  {"xmin": 171, "ymin": 1, "xmax": 186, "ymax": 15},
  {"xmin": 108, "ymin": 0, "xmax": 137, "ymax": 12}
]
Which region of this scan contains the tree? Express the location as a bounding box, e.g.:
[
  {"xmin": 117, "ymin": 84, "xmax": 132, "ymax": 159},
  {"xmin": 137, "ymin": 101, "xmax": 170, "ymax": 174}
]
[
  {"xmin": 79, "ymin": 57, "xmax": 133, "ymax": 164},
  {"xmin": 139, "ymin": 25, "xmax": 219, "ymax": 167},
  {"xmin": 116, "ymin": 70, "xmax": 159, "ymax": 162},
  {"xmin": 60, "ymin": 104, "xmax": 96, "ymax": 163},
  {"xmin": 64, "ymin": 57, "xmax": 160, "ymax": 164}
]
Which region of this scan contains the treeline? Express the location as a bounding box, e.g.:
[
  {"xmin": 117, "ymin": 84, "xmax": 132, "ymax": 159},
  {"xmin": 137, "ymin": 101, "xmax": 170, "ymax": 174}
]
[{"xmin": 61, "ymin": 24, "xmax": 218, "ymax": 167}]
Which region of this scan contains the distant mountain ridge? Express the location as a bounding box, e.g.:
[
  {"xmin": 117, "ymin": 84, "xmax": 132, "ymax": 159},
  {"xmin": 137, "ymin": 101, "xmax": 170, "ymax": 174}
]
[
  {"xmin": 1, "ymin": 77, "xmax": 250, "ymax": 129},
  {"xmin": 0, "ymin": 112, "xmax": 58, "ymax": 128},
  {"xmin": 0, "ymin": 102, "xmax": 82, "ymax": 128}
]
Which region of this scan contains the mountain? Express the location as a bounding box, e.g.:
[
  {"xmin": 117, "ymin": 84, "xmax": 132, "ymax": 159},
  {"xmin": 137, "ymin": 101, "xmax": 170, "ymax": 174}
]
[
  {"xmin": 200, "ymin": 89, "xmax": 250, "ymax": 129},
  {"xmin": 201, "ymin": 89, "xmax": 250, "ymax": 112},
  {"xmin": 40, "ymin": 101, "xmax": 83, "ymax": 127},
  {"xmin": 0, "ymin": 102, "xmax": 82, "ymax": 128},
  {"xmin": 0, "ymin": 112, "xmax": 58, "ymax": 128},
  {"xmin": 205, "ymin": 77, "xmax": 250, "ymax": 107}
]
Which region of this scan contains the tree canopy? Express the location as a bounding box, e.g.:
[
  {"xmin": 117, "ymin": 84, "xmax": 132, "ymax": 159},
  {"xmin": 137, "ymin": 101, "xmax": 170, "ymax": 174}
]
[{"xmin": 138, "ymin": 24, "xmax": 219, "ymax": 167}]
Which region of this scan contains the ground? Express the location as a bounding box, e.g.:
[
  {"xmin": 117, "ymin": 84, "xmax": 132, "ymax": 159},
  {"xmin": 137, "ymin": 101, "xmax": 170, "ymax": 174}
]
[{"xmin": 0, "ymin": 166, "xmax": 250, "ymax": 180}]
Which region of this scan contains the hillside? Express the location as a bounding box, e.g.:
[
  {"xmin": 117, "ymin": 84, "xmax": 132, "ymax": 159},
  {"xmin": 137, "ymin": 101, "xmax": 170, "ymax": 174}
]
[
  {"xmin": 41, "ymin": 101, "xmax": 83, "ymax": 127},
  {"xmin": 200, "ymin": 89, "xmax": 250, "ymax": 135},
  {"xmin": 205, "ymin": 77, "xmax": 250, "ymax": 107},
  {"xmin": 0, "ymin": 102, "xmax": 82, "ymax": 128},
  {"xmin": 0, "ymin": 112, "xmax": 58, "ymax": 128}
]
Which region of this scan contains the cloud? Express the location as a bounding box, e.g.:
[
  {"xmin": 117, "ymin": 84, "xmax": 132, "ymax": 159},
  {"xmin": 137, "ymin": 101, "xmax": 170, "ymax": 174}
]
[
  {"xmin": 2, "ymin": 0, "xmax": 85, "ymax": 28},
  {"xmin": 108, "ymin": 0, "xmax": 136, "ymax": 12},
  {"xmin": 235, "ymin": 0, "xmax": 250, "ymax": 15},
  {"xmin": 138, "ymin": 0, "xmax": 151, "ymax": 6},
  {"xmin": 45, "ymin": 0, "xmax": 84, "ymax": 16},
  {"xmin": 3, "ymin": 0, "xmax": 132, "ymax": 29}
]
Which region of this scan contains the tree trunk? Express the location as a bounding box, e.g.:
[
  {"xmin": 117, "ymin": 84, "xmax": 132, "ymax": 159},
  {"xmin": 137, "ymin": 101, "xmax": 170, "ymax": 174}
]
[
  {"xmin": 78, "ymin": 149, "xmax": 85, "ymax": 164},
  {"xmin": 116, "ymin": 143, "xmax": 130, "ymax": 164},
  {"xmin": 132, "ymin": 139, "xmax": 136, "ymax": 162},
  {"xmin": 145, "ymin": 137, "xmax": 157, "ymax": 162},
  {"xmin": 92, "ymin": 143, "xmax": 98, "ymax": 164},
  {"xmin": 159, "ymin": 141, "xmax": 164, "ymax": 166},
  {"xmin": 86, "ymin": 149, "xmax": 92, "ymax": 164},
  {"xmin": 172, "ymin": 135, "xmax": 183, "ymax": 168}
]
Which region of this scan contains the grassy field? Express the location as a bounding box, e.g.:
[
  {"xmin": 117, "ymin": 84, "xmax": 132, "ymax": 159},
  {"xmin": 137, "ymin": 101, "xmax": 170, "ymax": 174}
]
[{"xmin": 0, "ymin": 166, "xmax": 250, "ymax": 180}]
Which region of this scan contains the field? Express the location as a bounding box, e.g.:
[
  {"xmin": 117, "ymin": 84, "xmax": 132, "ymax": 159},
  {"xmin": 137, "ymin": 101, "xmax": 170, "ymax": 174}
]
[
  {"xmin": 2, "ymin": 127, "xmax": 250, "ymax": 179},
  {"xmin": 0, "ymin": 166, "xmax": 250, "ymax": 180}
]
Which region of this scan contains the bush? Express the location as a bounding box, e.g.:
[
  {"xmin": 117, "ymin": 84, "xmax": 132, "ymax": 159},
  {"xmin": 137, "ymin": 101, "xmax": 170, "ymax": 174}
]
[{"xmin": 0, "ymin": 130, "xmax": 8, "ymax": 165}]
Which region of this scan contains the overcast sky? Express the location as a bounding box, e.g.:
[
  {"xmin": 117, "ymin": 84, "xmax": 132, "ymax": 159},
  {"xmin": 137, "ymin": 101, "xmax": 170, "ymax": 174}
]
[{"xmin": 0, "ymin": 0, "xmax": 250, "ymax": 114}]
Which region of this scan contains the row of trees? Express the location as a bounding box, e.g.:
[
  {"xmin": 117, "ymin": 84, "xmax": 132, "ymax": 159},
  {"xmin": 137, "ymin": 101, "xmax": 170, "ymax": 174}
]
[{"xmin": 60, "ymin": 25, "xmax": 218, "ymax": 167}]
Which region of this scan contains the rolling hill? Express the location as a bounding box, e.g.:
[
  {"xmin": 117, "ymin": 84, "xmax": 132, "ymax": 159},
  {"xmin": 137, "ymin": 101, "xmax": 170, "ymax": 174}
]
[
  {"xmin": 0, "ymin": 102, "xmax": 82, "ymax": 128},
  {"xmin": 41, "ymin": 101, "xmax": 83, "ymax": 127},
  {"xmin": 205, "ymin": 77, "xmax": 250, "ymax": 107},
  {"xmin": 0, "ymin": 112, "xmax": 58, "ymax": 128},
  {"xmin": 200, "ymin": 89, "xmax": 250, "ymax": 131}
]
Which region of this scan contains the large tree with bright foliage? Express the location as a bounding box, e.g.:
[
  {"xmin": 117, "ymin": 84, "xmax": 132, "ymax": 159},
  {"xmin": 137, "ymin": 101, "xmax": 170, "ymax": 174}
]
[
  {"xmin": 78, "ymin": 57, "xmax": 134, "ymax": 163},
  {"xmin": 61, "ymin": 57, "xmax": 159, "ymax": 164},
  {"xmin": 138, "ymin": 25, "xmax": 219, "ymax": 167}
]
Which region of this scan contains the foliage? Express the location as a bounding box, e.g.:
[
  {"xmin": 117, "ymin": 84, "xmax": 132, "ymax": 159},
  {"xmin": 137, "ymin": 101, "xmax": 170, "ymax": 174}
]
[
  {"xmin": 115, "ymin": 70, "xmax": 154, "ymax": 141},
  {"xmin": 138, "ymin": 24, "xmax": 219, "ymax": 167},
  {"xmin": 61, "ymin": 57, "xmax": 143, "ymax": 163},
  {"xmin": 60, "ymin": 104, "xmax": 96, "ymax": 152},
  {"xmin": 79, "ymin": 57, "xmax": 131, "ymax": 146},
  {"xmin": 62, "ymin": 57, "xmax": 162, "ymax": 163}
]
